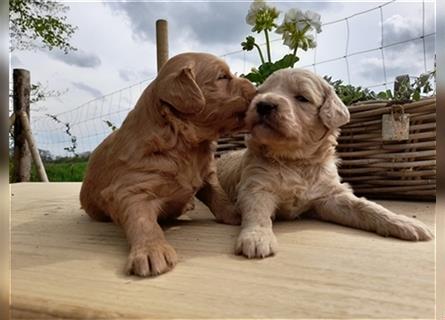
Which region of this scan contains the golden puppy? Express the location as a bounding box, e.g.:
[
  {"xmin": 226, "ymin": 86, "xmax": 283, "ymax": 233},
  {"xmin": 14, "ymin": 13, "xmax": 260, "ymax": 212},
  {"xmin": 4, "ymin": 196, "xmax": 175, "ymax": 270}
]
[
  {"xmin": 80, "ymin": 52, "xmax": 256, "ymax": 276},
  {"xmin": 217, "ymin": 68, "xmax": 433, "ymax": 259}
]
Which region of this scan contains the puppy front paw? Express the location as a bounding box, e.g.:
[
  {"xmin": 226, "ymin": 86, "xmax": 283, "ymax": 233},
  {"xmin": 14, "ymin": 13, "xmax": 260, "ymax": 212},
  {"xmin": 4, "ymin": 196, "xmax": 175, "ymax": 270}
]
[
  {"xmin": 125, "ymin": 241, "xmax": 178, "ymax": 277},
  {"xmin": 379, "ymin": 216, "xmax": 434, "ymax": 241},
  {"xmin": 235, "ymin": 227, "xmax": 277, "ymax": 258}
]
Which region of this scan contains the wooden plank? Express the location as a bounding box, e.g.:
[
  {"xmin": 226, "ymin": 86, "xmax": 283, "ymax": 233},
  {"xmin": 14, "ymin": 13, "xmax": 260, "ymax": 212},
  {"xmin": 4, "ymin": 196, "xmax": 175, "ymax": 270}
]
[{"xmin": 11, "ymin": 183, "xmax": 435, "ymax": 319}]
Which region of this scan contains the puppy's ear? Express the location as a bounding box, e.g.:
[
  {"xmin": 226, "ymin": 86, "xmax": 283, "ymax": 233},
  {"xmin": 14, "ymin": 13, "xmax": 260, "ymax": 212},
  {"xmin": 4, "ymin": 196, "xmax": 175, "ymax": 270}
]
[
  {"xmin": 319, "ymin": 86, "xmax": 350, "ymax": 129},
  {"xmin": 158, "ymin": 67, "xmax": 205, "ymax": 114}
]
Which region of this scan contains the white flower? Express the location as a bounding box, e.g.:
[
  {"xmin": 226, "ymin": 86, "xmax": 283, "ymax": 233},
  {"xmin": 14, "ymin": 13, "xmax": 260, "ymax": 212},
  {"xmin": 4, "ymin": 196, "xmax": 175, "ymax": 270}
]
[
  {"xmin": 278, "ymin": 8, "xmax": 322, "ymax": 33},
  {"xmin": 306, "ymin": 33, "xmax": 317, "ymax": 48},
  {"xmin": 275, "ymin": 8, "xmax": 322, "ymax": 50},
  {"xmin": 245, "ymin": 0, "xmax": 280, "ymax": 33},
  {"xmin": 284, "ymin": 8, "xmax": 297, "ymax": 21},
  {"xmin": 284, "ymin": 9, "xmax": 303, "ymax": 25},
  {"xmin": 297, "ymin": 20, "xmax": 307, "ymax": 31},
  {"xmin": 282, "ymin": 32, "xmax": 292, "ymax": 48},
  {"xmin": 304, "ymin": 10, "xmax": 322, "ymax": 33},
  {"xmin": 246, "ymin": 0, "xmax": 268, "ymax": 26}
]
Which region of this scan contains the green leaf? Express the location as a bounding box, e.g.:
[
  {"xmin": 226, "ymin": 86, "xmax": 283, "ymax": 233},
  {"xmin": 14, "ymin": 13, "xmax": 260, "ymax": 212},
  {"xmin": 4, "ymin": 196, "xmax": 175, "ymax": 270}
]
[
  {"xmin": 377, "ymin": 91, "xmax": 388, "ymax": 99},
  {"xmin": 274, "ymin": 54, "xmax": 299, "ymax": 69},
  {"xmin": 258, "ymin": 62, "xmax": 275, "ymax": 75},
  {"xmin": 243, "ymin": 71, "xmax": 265, "ymax": 86},
  {"xmin": 10, "ymin": 0, "xmax": 77, "ymax": 53},
  {"xmin": 241, "ymin": 36, "xmax": 256, "ymax": 51}
]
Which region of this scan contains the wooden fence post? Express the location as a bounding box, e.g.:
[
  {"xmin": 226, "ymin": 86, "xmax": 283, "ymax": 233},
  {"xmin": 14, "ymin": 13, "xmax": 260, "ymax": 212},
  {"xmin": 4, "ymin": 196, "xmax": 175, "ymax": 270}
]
[
  {"xmin": 13, "ymin": 69, "xmax": 31, "ymax": 182},
  {"xmin": 18, "ymin": 112, "xmax": 49, "ymax": 182},
  {"xmin": 156, "ymin": 19, "xmax": 169, "ymax": 72}
]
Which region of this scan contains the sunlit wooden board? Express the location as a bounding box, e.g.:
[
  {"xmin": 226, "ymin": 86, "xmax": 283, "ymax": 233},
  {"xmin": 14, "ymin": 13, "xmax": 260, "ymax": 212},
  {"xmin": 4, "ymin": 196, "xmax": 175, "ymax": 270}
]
[{"xmin": 11, "ymin": 183, "xmax": 435, "ymax": 319}]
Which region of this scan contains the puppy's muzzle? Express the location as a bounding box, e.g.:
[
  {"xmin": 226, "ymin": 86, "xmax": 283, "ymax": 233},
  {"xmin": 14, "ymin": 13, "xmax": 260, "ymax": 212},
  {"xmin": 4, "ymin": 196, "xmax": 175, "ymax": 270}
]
[{"xmin": 256, "ymin": 101, "xmax": 277, "ymax": 117}]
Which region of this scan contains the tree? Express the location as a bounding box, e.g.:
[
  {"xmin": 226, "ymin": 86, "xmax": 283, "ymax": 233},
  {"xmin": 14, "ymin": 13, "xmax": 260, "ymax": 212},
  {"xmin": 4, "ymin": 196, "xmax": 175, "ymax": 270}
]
[
  {"xmin": 9, "ymin": 0, "xmax": 77, "ymax": 53},
  {"xmin": 38, "ymin": 149, "xmax": 53, "ymax": 162},
  {"xmin": 9, "ymin": 0, "xmax": 77, "ymax": 107},
  {"xmin": 9, "ymin": 0, "xmax": 78, "ymax": 172}
]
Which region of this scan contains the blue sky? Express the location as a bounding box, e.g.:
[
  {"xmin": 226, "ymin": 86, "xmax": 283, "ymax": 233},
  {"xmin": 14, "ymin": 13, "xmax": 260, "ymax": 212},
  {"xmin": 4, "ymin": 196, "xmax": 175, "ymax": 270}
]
[{"xmin": 9, "ymin": 0, "xmax": 436, "ymax": 156}]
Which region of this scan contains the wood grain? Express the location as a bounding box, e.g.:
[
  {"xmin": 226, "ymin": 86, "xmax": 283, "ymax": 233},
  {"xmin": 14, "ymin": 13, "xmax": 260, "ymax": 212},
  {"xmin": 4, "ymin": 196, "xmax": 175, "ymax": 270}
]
[{"xmin": 11, "ymin": 183, "xmax": 435, "ymax": 319}]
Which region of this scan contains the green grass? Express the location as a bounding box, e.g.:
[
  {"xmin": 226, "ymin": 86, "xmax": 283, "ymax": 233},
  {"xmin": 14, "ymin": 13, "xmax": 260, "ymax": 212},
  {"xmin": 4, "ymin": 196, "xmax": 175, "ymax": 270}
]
[
  {"xmin": 31, "ymin": 161, "xmax": 88, "ymax": 182},
  {"xmin": 10, "ymin": 159, "xmax": 88, "ymax": 182}
]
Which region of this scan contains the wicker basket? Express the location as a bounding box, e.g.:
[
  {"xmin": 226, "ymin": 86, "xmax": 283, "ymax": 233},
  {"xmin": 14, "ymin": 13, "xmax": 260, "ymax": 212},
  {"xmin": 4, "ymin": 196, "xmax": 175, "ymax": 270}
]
[
  {"xmin": 216, "ymin": 96, "xmax": 436, "ymax": 200},
  {"xmin": 337, "ymin": 96, "xmax": 436, "ymax": 200},
  {"xmin": 215, "ymin": 133, "xmax": 247, "ymax": 158}
]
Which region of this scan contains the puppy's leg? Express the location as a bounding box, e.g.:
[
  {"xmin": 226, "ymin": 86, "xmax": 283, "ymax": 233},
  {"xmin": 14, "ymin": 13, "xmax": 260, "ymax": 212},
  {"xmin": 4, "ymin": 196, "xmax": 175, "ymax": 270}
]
[
  {"xmin": 313, "ymin": 188, "xmax": 433, "ymax": 241},
  {"xmin": 196, "ymin": 172, "xmax": 241, "ymax": 225},
  {"xmin": 236, "ymin": 190, "xmax": 278, "ymax": 258},
  {"xmin": 121, "ymin": 199, "xmax": 178, "ymax": 277}
]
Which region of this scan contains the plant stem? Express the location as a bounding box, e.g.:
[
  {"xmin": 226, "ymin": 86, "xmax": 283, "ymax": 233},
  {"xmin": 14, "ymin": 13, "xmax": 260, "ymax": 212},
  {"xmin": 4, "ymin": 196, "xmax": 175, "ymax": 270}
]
[
  {"xmin": 291, "ymin": 47, "xmax": 298, "ymax": 67},
  {"xmin": 254, "ymin": 43, "xmax": 265, "ymax": 64},
  {"xmin": 264, "ymin": 29, "xmax": 272, "ymax": 62}
]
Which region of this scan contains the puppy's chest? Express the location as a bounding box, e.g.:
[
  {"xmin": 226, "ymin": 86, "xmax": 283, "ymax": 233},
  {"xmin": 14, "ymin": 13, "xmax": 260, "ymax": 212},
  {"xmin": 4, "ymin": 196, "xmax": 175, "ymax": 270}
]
[
  {"xmin": 275, "ymin": 166, "xmax": 322, "ymax": 219},
  {"xmin": 175, "ymin": 152, "xmax": 211, "ymax": 191}
]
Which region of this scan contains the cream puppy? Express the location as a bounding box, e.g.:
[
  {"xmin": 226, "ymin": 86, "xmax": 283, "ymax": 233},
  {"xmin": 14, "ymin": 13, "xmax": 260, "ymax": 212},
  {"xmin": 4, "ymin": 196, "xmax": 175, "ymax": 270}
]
[{"xmin": 217, "ymin": 68, "xmax": 433, "ymax": 259}]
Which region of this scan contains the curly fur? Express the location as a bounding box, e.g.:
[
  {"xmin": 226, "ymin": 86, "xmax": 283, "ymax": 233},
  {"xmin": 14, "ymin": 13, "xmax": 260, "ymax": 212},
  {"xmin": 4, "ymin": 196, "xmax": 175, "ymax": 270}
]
[
  {"xmin": 217, "ymin": 68, "xmax": 433, "ymax": 259},
  {"xmin": 80, "ymin": 52, "xmax": 256, "ymax": 276}
]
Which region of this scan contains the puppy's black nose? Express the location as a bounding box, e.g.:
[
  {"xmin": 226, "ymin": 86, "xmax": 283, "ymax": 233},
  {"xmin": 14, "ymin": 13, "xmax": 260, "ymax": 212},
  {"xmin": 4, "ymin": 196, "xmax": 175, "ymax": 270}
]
[{"xmin": 256, "ymin": 101, "xmax": 277, "ymax": 116}]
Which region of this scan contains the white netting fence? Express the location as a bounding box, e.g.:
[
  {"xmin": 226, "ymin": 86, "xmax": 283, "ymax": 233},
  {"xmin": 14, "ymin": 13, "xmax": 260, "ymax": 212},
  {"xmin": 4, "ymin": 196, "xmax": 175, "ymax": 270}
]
[{"xmin": 28, "ymin": 0, "xmax": 435, "ymax": 157}]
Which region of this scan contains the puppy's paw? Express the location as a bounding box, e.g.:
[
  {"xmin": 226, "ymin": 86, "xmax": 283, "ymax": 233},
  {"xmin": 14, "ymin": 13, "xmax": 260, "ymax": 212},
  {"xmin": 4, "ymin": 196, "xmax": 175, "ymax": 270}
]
[
  {"xmin": 215, "ymin": 205, "xmax": 241, "ymax": 225},
  {"xmin": 235, "ymin": 227, "xmax": 277, "ymax": 258},
  {"xmin": 379, "ymin": 216, "xmax": 434, "ymax": 241},
  {"xmin": 125, "ymin": 241, "xmax": 178, "ymax": 277}
]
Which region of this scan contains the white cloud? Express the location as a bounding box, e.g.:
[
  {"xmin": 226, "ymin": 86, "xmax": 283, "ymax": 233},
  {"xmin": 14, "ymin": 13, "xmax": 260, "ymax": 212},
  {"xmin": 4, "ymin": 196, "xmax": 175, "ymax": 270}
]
[
  {"xmin": 71, "ymin": 82, "xmax": 103, "ymax": 98},
  {"xmin": 118, "ymin": 69, "xmax": 152, "ymax": 82},
  {"xmin": 358, "ymin": 48, "xmax": 426, "ymax": 84},
  {"xmin": 383, "ymin": 14, "xmax": 422, "ymax": 45},
  {"xmin": 355, "ymin": 13, "xmax": 436, "ymax": 84},
  {"xmin": 47, "ymin": 49, "xmax": 101, "ymax": 68},
  {"xmin": 9, "ymin": 1, "xmax": 436, "ymax": 156}
]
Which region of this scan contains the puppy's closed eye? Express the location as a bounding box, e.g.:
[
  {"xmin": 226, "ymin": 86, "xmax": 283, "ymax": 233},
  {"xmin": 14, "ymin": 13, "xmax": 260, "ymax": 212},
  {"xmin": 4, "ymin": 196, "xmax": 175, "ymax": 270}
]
[
  {"xmin": 295, "ymin": 95, "xmax": 310, "ymax": 103},
  {"xmin": 217, "ymin": 74, "xmax": 231, "ymax": 81}
]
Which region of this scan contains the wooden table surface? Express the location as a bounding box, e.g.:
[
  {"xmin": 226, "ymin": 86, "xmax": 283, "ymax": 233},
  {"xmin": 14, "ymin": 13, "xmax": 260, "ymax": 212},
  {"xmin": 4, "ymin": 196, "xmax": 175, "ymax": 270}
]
[{"xmin": 11, "ymin": 183, "xmax": 435, "ymax": 319}]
